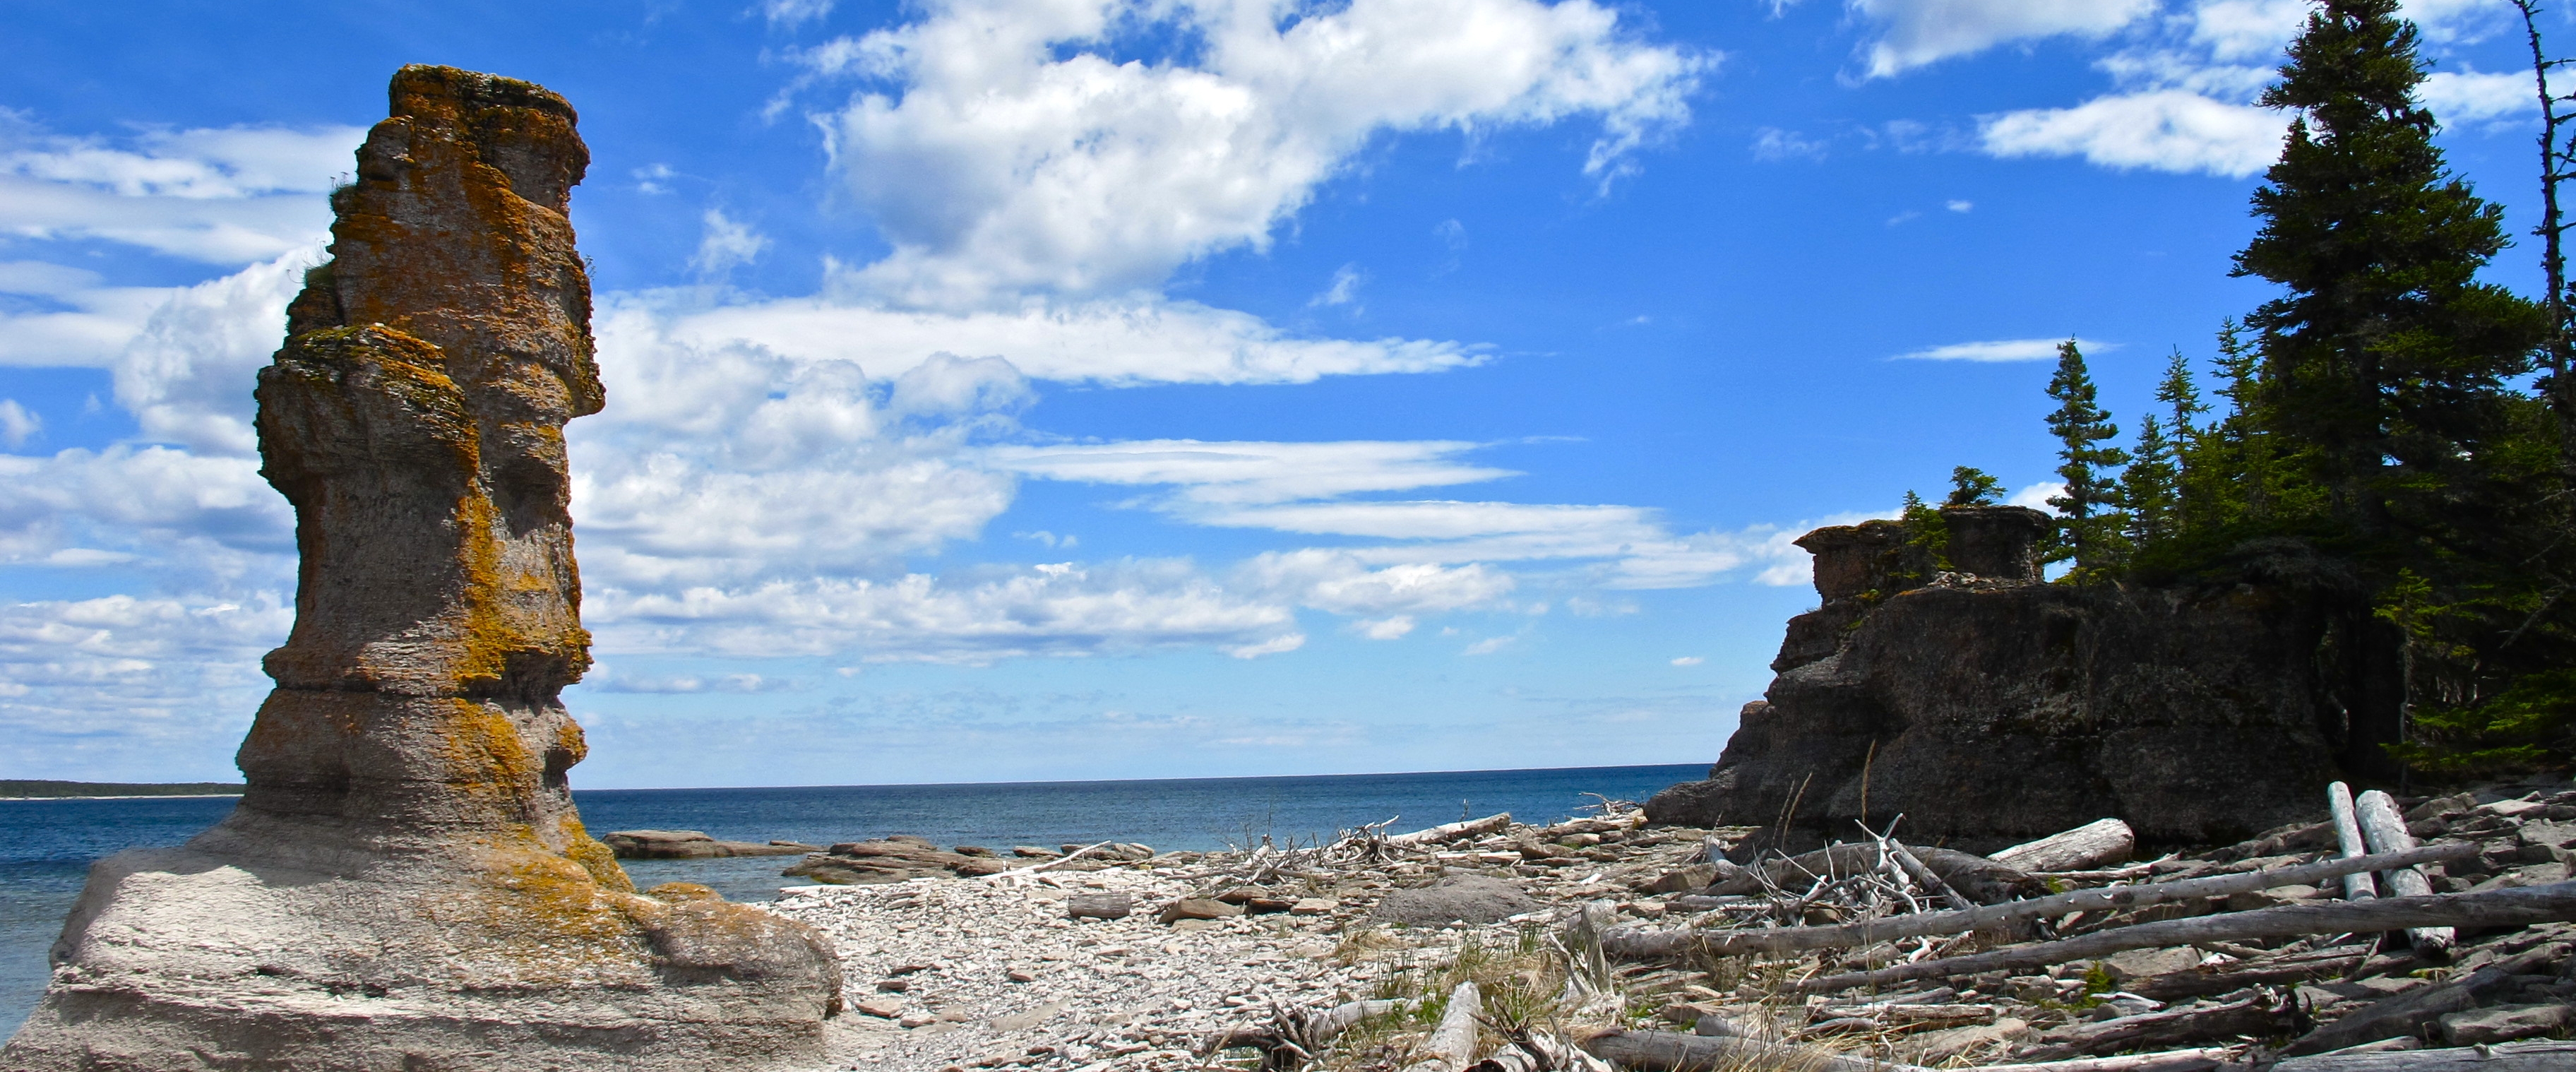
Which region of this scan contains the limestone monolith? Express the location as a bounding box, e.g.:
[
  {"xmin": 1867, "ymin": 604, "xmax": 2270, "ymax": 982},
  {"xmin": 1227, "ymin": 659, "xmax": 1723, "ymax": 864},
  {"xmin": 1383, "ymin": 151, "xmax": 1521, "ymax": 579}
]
[{"xmin": 1, "ymin": 66, "xmax": 842, "ymax": 1071}]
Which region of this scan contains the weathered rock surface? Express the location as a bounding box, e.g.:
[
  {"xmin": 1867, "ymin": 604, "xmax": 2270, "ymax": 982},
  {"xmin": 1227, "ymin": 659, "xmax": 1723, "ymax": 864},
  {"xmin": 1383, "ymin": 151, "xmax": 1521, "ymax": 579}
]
[
  {"xmin": 1, "ymin": 66, "xmax": 839, "ymax": 1071},
  {"xmin": 787, "ymin": 837, "xmax": 1015, "ymax": 883},
  {"xmin": 1372, "ymin": 873, "xmax": 1546, "ymax": 925},
  {"xmin": 603, "ymin": 829, "xmax": 818, "ymax": 858},
  {"xmin": 1648, "ymin": 508, "xmax": 2400, "ymax": 848}
]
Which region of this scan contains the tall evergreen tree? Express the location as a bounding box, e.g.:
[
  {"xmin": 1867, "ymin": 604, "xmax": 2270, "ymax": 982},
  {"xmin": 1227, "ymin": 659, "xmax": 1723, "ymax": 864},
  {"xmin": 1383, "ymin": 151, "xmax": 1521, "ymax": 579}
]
[
  {"xmin": 2044, "ymin": 339, "xmax": 2130, "ymax": 576},
  {"xmin": 2121, "ymin": 415, "xmax": 2180, "ymax": 552},
  {"xmin": 2155, "ymin": 350, "xmax": 2210, "ymax": 536},
  {"xmin": 2234, "ymin": 0, "xmax": 2545, "ymax": 546},
  {"xmin": 2227, "ymin": 0, "xmax": 2572, "ymax": 775}
]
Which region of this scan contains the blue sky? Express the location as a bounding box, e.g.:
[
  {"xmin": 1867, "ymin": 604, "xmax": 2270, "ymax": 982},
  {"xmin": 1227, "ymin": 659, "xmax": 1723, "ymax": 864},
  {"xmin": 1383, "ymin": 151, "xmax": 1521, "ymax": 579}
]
[{"xmin": 0, "ymin": 0, "xmax": 2557, "ymax": 787}]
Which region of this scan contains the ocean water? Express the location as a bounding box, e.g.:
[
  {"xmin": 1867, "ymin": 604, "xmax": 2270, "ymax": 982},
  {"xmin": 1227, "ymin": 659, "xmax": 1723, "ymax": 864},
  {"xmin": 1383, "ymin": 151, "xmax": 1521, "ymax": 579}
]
[{"xmin": 0, "ymin": 763, "xmax": 1703, "ymax": 1037}]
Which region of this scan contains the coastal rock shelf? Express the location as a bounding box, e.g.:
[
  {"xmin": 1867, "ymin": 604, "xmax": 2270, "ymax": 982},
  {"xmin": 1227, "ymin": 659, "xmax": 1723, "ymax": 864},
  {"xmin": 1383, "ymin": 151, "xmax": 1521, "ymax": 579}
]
[
  {"xmin": 604, "ymin": 828, "xmax": 819, "ymax": 859},
  {"xmin": 0, "ymin": 66, "xmax": 839, "ymax": 1072}
]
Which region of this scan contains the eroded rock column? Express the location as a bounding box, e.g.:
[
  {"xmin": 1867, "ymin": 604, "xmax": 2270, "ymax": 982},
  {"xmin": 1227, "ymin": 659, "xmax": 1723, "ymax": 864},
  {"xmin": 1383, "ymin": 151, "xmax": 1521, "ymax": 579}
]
[{"xmin": 2, "ymin": 66, "xmax": 840, "ymax": 1072}]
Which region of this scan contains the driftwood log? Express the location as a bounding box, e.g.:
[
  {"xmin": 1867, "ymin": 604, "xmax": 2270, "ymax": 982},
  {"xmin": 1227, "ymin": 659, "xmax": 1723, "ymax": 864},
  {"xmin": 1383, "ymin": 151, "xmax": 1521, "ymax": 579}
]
[
  {"xmin": 1787, "ymin": 882, "xmax": 2576, "ymax": 993},
  {"xmin": 1409, "ymin": 982, "xmax": 1480, "ymax": 1072},
  {"xmin": 1577, "ymin": 1029, "xmax": 1929, "ymax": 1072},
  {"xmin": 2279, "ymin": 941, "xmax": 2571, "ymax": 1055},
  {"xmin": 1389, "ymin": 814, "xmax": 1513, "ymax": 847},
  {"xmin": 2351, "ymin": 789, "xmax": 2455, "ymax": 958},
  {"xmin": 1961, "ymin": 1050, "xmax": 2236, "ymax": 1071},
  {"xmin": 2325, "ymin": 782, "xmax": 2377, "ymax": 901},
  {"xmin": 2265, "ymin": 1040, "xmax": 2576, "ymax": 1071},
  {"xmin": 1993, "ymin": 819, "xmax": 2137, "ymax": 874},
  {"xmin": 1066, "ymin": 893, "xmax": 1132, "ymax": 919},
  {"xmin": 1885, "ymin": 838, "xmax": 1977, "ymax": 911},
  {"xmin": 1606, "ymin": 842, "xmax": 2475, "ymax": 960},
  {"xmin": 2012, "ymin": 991, "xmax": 2299, "ymax": 1061},
  {"xmin": 1711, "ymin": 843, "xmax": 2038, "ymax": 904},
  {"xmin": 1202, "ymin": 997, "xmax": 1412, "ymax": 1055},
  {"xmin": 2125, "ymin": 944, "xmax": 2371, "ymax": 1001}
]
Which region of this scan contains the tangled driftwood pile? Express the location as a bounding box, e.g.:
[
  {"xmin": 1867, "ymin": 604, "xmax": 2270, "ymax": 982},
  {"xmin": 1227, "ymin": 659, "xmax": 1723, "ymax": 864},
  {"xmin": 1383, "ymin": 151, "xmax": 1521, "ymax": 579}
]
[{"xmin": 758, "ymin": 783, "xmax": 2576, "ymax": 1071}]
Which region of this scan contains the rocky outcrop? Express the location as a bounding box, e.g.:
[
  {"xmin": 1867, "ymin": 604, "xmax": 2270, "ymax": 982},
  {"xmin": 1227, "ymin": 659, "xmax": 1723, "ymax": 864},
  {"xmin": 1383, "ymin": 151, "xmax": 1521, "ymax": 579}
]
[
  {"xmin": 786, "ymin": 836, "xmax": 1017, "ymax": 883},
  {"xmin": 1647, "ymin": 507, "xmax": 2403, "ymax": 851},
  {"xmin": 2, "ymin": 66, "xmax": 840, "ymax": 1071},
  {"xmin": 603, "ymin": 830, "xmax": 821, "ymax": 859}
]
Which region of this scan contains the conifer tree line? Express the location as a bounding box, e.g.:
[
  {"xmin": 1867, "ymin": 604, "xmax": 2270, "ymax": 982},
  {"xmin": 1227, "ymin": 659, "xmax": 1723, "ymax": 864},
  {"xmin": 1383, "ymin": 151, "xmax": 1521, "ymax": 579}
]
[{"xmin": 1924, "ymin": 0, "xmax": 2576, "ymax": 775}]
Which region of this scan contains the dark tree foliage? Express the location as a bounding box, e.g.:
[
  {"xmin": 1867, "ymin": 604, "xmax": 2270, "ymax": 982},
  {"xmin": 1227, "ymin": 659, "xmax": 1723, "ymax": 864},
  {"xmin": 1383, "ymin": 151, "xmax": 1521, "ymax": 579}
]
[
  {"xmin": 1902, "ymin": 0, "xmax": 2576, "ymax": 774},
  {"xmin": 2043, "ymin": 340, "xmax": 2130, "ymax": 577},
  {"xmin": 2121, "ymin": 415, "xmax": 2179, "ymax": 551},
  {"xmin": 2235, "ymin": 0, "xmax": 2546, "ymax": 545},
  {"xmin": 1946, "ymin": 466, "xmax": 2004, "ymax": 506}
]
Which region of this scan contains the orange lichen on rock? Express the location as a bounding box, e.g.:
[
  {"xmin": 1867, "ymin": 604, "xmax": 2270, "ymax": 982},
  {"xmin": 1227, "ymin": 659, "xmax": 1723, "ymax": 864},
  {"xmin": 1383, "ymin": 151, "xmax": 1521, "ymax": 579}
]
[{"xmin": 1, "ymin": 66, "xmax": 838, "ymax": 1072}]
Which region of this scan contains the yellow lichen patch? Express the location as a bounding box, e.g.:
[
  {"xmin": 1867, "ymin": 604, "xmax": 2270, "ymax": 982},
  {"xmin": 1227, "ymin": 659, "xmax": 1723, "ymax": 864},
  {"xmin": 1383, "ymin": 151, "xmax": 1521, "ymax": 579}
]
[
  {"xmin": 643, "ymin": 882, "xmax": 721, "ymax": 904},
  {"xmin": 446, "ymin": 490, "xmax": 520, "ymax": 694},
  {"xmin": 442, "ymin": 846, "xmax": 657, "ymax": 987},
  {"xmin": 556, "ymin": 816, "xmax": 636, "ymax": 893},
  {"xmin": 434, "ymin": 697, "xmax": 537, "ymax": 804}
]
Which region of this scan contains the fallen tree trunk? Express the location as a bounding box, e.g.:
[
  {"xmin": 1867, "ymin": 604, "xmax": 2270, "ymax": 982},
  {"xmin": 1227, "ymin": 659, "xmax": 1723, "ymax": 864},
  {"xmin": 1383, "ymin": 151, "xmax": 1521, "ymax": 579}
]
[
  {"xmin": 2011, "ymin": 991, "xmax": 2298, "ymax": 1061},
  {"xmin": 1786, "ymin": 882, "xmax": 2576, "ymax": 994},
  {"xmin": 1578, "ymin": 1028, "xmax": 1928, "ymax": 1072},
  {"xmin": 2326, "ymin": 782, "xmax": 2376, "ymax": 901},
  {"xmin": 1886, "ymin": 838, "xmax": 1976, "ymax": 911},
  {"xmin": 1712, "ymin": 843, "xmax": 2039, "ymax": 904},
  {"xmin": 1200, "ymin": 998, "xmax": 1409, "ymax": 1054},
  {"xmin": 1609, "ymin": 843, "xmax": 2475, "ymax": 960},
  {"xmin": 2125, "ymin": 944, "xmax": 2370, "ymax": 1001},
  {"xmin": 2265, "ymin": 1040, "xmax": 2576, "ymax": 1071},
  {"xmin": 2279, "ymin": 941, "xmax": 2571, "ymax": 1055},
  {"xmin": 1993, "ymin": 819, "xmax": 2137, "ymax": 874},
  {"xmin": 2352, "ymin": 789, "xmax": 2454, "ymax": 958},
  {"xmin": 1957, "ymin": 1051, "xmax": 2237, "ymax": 1072},
  {"xmin": 1408, "ymin": 982, "xmax": 1480, "ymax": 1072},
  {"xmin": 1388, "ymin": 813, "xmax": 1512, "ymax": 847}
]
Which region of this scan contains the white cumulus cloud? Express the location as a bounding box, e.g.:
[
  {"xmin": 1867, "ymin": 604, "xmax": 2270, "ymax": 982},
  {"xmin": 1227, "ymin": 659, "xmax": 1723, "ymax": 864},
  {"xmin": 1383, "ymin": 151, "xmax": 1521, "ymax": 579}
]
[
  {"xmin": 1980, "ymin": 89, "xmax": 2285, "ymax": 177},
  {"xmin": 801, "ymin": 0, "xmax": 1707, "ymax": 308},
  {"xmin": 0, "ymin": 400, "xmax": 38, "ymax": 448},
  {"xmin": 585, "ymin": 560, "xmax": 1300, "ymax": 663},
  {"xmin": 0, "ymin": 119, "xmax": 360, "ymax": 263},
  {"xmin": 1851, "ymin": 0, "xmax": 2159, "ymax": 78}
]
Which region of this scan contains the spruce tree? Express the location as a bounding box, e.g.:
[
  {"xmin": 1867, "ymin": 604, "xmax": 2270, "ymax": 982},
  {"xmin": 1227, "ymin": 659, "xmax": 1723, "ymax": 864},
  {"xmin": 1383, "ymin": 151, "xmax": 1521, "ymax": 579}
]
[
  {"xmin": 2231, "ymin": 0, "xmax": 2572, "ymax": 774},
  {"xmin": 2121, "ymin": 415, "xmax": 2179, "ymax": 552},
  {"xmin": 2235, "ymin": 0, "xmax": 2545, "ymax": 544},
  {"xmin": 2043, "ymin": 339, "xmax": 2130, "ymax": 576},
  {"xmin": 1946, "ymin": 466, "xmax": 2004, "ymax": 506},
  {"xmin": 2155, "ymin": 350, "xmax": 2209, "ymax": 537}
]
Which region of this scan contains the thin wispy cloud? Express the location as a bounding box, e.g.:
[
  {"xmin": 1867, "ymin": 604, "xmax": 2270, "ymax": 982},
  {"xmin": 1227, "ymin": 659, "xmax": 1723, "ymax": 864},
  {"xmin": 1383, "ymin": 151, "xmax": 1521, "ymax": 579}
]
[{"xmin": 1895, "ymin": 337, "xmax": 2116, "ymax": 362}]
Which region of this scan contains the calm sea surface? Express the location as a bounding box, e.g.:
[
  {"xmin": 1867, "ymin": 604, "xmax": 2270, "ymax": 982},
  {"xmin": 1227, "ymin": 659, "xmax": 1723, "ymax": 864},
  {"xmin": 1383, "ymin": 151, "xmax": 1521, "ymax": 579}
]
[{"xmin": 0, "ymin": 763, "xmax": 1703, "ymax": 1037}]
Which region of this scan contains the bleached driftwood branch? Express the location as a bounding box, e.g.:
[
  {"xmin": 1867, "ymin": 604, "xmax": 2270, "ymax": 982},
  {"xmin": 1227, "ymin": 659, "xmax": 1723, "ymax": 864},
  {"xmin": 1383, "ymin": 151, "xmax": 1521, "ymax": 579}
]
[
  {"xmin": 1787, "ymin": 881, "xmax": 2576, "ymax": 994},
  {"xmin": 1992, "ymin": 818, "xmax": 2136, "ymax": 874},
  {"xmin": 2352, "ymin": 788, "xmax": 2455, "ymax": 958},
  {"xmin": 1388, "ymin": 813, "xmax": 1513, "ymax": 847},
  {"xmin": 1602, "ymin": 842, "xmax": 2475, "ymax": 960}
]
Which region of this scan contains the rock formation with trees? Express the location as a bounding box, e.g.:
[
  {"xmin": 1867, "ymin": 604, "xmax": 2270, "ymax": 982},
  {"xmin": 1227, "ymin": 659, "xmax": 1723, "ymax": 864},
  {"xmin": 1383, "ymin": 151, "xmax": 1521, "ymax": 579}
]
[{"xmin": 1653, "ymin": 0, "xmax": 2576, "ymax": 841}]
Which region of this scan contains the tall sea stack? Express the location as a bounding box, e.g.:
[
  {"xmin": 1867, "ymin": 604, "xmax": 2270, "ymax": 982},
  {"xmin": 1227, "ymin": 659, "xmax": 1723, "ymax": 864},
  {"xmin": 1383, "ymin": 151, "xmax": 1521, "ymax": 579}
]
[{"xmin": 2, "ymin": 66, "xmax": 841, "ymax": 1070}]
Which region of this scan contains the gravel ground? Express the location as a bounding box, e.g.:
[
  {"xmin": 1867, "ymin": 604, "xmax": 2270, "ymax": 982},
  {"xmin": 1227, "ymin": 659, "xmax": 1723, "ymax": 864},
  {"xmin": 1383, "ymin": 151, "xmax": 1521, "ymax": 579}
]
[{"xmin": 772, "ymin": 869, "xmax": 1445, "ymax": 1072}]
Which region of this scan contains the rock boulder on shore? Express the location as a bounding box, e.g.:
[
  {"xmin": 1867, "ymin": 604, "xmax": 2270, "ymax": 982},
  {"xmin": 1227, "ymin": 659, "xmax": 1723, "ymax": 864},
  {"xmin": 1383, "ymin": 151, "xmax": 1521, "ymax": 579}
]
[
  {"xmin": 1647, "ymin": 508, "xmax": 2399, "ymax": 850},
  {"xmin": 603, "ymin": 829, "xmax": 818, "ymax": 858},
  {"xmin": 1, "ymin": 66, "xmax": 840, "ymax": 1072}
]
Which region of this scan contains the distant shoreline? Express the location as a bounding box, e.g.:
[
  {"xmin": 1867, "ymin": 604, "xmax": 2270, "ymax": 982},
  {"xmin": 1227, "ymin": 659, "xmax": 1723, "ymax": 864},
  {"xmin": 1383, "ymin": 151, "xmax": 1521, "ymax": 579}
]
[{"xmin": 0, "ymin": 780, "xmax": 246, "ymax": 800}]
